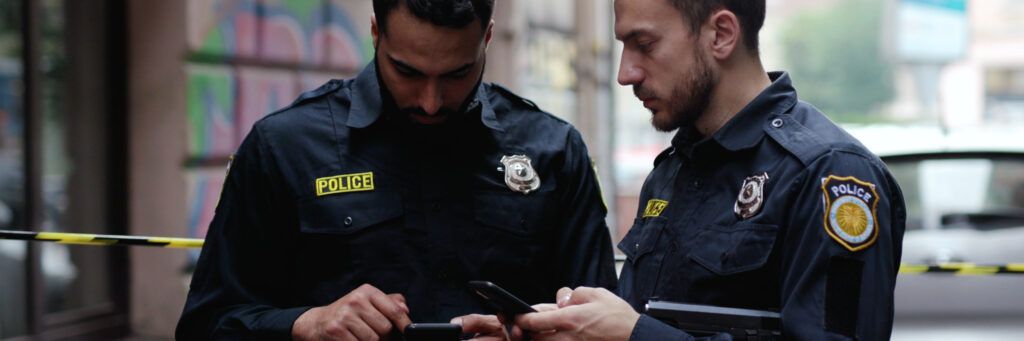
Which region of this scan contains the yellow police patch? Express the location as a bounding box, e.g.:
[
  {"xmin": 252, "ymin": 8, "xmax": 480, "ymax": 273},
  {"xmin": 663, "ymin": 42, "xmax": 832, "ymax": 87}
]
[
  {"xmin": 821, "ymin": 175, "xmax": 879, "ymax": 252},
  {"xmin": 315, "ymin": 172, "xmax": 374, "ymax": 196},
  {"xmin": 642, "ymin": 199, "xmax": 669, "ymax": 218}
]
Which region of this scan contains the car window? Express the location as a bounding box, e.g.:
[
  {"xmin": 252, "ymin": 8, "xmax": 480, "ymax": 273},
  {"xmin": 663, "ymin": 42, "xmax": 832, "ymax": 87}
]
[{"xmin": 885, "ymin": 156, "xmax": 1024, "ymax": 232}]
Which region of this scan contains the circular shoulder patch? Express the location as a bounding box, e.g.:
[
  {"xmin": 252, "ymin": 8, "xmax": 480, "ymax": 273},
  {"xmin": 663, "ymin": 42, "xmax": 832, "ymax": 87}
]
[
  {"xmin": 829, "ymin": 196, "xmax": 874, "ymax": 244},
  {"xmin": 821, "ymin": 175, "xmax": 879, "ymax": 252}
]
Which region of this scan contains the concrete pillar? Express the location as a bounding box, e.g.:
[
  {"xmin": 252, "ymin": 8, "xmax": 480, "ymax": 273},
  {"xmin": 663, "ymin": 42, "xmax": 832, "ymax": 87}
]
[{"xmin": 126, "ymin": 0, "xmax": 189, "ymax": 337}]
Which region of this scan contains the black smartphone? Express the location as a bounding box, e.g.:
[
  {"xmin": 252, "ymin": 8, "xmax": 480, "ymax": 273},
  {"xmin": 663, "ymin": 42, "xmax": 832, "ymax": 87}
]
[
  {"xmin": 403, "ymin": 323, "xmax": 462, "ymax": 341},
  {"xmin": 468, "ymin": 280, "xmax": 537, "ymax": 316}
]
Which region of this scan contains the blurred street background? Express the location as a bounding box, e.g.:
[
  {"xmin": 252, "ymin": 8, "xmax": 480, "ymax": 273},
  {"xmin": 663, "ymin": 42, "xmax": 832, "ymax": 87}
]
[{"xmin": 1, "ymin": 0, "xmax": 1022, "ymax": 339}]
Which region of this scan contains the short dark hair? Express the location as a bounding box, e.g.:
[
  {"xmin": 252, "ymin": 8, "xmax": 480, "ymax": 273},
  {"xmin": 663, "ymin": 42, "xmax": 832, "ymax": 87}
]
[
  {"xmin": 373, "ymin": 0, "xmax": 494, "ymax": 34},
  {"xmin": 670, "ymin": 0, "xmax": 765, "ymax": 53}
]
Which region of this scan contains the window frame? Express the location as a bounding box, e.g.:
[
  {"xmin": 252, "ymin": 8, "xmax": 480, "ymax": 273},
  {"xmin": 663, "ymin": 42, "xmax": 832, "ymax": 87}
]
[{"xmin": 11, "ymin": 0, "xmax": 129, "ymax": 339}]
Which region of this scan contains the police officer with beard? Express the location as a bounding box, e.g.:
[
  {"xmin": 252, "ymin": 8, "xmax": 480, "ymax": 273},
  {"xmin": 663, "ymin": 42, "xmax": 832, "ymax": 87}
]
[
  {"xmin": 176, "ymin": 1, "xmax": 616, "ymax": 339},
  {"xmin": 513, "ymin": 1, "xmax": 907, "ymax": 340}
]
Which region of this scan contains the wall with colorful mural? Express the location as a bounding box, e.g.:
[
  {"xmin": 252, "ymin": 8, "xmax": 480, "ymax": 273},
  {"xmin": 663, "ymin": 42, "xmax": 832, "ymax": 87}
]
[{"xmin": 184, "ymin": 0, "xmax": 373, "ymax": 250}]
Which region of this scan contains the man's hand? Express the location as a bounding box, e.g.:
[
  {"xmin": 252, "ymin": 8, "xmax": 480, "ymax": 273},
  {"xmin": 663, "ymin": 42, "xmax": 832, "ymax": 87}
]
[
  {"xmin": 452, "ymin": 314, "xmax": 511, "ymax": 341},
  {"xmin": 514, "ymin": 287, "xmax": 640, "ymax": 341},
  {"xmin": 292, "ymin": 284, "xmax": 412, "ymax": 341}
]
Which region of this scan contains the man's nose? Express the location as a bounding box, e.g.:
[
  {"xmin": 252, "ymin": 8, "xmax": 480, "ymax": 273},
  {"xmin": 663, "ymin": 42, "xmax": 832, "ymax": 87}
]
[
  {"xmin": 617, "ymin": 56, "xmax": 644, "ymax": 86},
  {"xmin": 418, "ymin": 80, "xmax": 443, "ymax": 115}
]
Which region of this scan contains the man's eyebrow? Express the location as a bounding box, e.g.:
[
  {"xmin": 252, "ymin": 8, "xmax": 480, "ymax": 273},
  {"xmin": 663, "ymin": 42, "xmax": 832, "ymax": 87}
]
[
  {"xmin": 616, "ymin": 28, "xmax": 653, "ymax": 42},
  {"xmin": 388, "ymin": 54, "xmax": 475, "ymax": 77},
  {"xmin": 442, "ymin": 61, "xmax": 476, "ymax": 76},
  {"xmin": 388, "ymin": 55, "xmax": 424, "ymax": 75}
]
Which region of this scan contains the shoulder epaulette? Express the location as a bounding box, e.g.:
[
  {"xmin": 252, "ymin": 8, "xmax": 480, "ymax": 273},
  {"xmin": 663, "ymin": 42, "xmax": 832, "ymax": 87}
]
[
  {"xmin": 763, "ymin": 115, "xmax": 829, "ymax": 167},
  {"xmin": 264, "ymin": 79, "xmax": 344, "ymax": 117},
  {"xmin": 293, "ymin": 79, "xmax": 343, "ymax": 106},
  {"xmin": 491, "ymin": 83, "xmax": 540, "ymax": 111}
]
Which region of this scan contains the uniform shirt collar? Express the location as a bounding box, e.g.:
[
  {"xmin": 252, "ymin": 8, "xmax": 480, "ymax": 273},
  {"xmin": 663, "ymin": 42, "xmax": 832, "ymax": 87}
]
[
  {"xmin": 711, "ymin": 71, "xmax": 798, "ymax": 151},
  {"xmin": 345, "ymin": 61, "xmax": 501, "ymax": 131},
  {"xmin": 671, "ymin": 71, "xmax": 798, "ymax": 155}
]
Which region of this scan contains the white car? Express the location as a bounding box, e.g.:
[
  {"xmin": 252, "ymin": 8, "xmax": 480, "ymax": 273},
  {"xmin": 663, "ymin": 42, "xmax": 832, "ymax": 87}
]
[{"xmin": 847, "ymin": 124, "xmax": 1024, "ymax": 340}]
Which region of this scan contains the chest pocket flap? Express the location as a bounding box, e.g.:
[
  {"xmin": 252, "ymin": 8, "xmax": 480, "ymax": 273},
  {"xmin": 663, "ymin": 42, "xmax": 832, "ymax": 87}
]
[
  {"xmin": 474, "ymin": 193, "xmax": 551, "ymax": 237},
  {"xmin": 617, "ymin": 217, "xmax": 668, "ymax": 263},
  {"xmin": 298, "ymin": 191, "xmax": 403, "ymax": 235},
  {"xmin": 689, "ymin": 223, "xmax": 778, "ymax": 276}
]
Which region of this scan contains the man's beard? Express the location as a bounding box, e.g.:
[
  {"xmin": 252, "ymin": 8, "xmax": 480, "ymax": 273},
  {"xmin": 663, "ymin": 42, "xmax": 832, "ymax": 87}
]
[{"xmin": 643, "ymin": 49, "xmax": 717, "ymax": 132}]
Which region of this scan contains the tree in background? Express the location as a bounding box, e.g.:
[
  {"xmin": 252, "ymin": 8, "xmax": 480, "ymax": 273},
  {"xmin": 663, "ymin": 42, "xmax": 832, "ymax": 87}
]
[
  {"xmin": 0, "ymin": 1, "xmax": 21, "ymax": 59},
  {"xmin": 780, "ymin": 0, "xmax": 894, "ymax": 122}
]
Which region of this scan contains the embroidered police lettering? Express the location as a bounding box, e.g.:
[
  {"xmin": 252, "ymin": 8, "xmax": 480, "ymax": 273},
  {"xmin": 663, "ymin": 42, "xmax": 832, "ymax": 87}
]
[
  {"xmin": 643, "ymin": 199, "xmax": 669, "ymax": 218},
  {"xmin": 830, "ymin": 183, "xmax": 873, "ymax": 202},
  {"xmin": 315, "ymin": 172, "xmax": 375, "ymax": 196}
]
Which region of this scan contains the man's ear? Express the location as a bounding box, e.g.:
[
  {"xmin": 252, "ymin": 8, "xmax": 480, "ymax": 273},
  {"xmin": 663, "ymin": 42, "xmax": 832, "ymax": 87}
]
[
  {"xmin": 706, "ymin": 9, "xmax": 740, "ymax": 61},
  {"xmin": 484, "ymin": 20, "xmax": 495, "ymax": 51},
  {"xmin": 371, "ymin": 14, "xmax": 380, "ymax": 48}
]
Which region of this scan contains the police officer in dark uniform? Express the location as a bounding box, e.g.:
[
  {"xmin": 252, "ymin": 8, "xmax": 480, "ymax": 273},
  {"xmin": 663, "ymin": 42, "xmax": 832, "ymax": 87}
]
[
  {"xmin": 175, "ymin": 0, "xmax": 616, "ymax": 339},
  {"xmin": 514, "ymin": 1, "xmax": 906, "ymax": 340}
]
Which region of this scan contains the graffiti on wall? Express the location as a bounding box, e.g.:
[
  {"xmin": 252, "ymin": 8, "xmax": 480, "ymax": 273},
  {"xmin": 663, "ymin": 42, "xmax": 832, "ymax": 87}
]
[
  {"xmin": 187, "ymin": 0, "xmax": 368, "ymax": 66},
  {"xmin": 186, "ymin": 65, "xmax": 236, "ymax": 158},
  {"xmin": 186, "ymin": 168, "xmax": 226, "ymax": 251},
  {"xmin": 185, "ymin": 0, "xmax": 372, "ymax": 242}
]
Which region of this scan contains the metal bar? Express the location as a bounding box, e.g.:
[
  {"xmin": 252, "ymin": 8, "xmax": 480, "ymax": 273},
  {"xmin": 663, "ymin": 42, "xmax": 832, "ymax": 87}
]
[
  {"xmin": 104, "ymin": 0, "xmax": 131, "ymax": 331},
  {"xmin": 21, "ymin": 0, "xmax": 45, "ymax": 334}
]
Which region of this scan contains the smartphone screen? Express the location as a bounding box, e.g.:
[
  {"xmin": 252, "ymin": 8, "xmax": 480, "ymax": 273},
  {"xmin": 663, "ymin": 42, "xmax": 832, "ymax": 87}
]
[{"xmin": 468, "ymin": 281, "xmax": 537, "ymax": 316}]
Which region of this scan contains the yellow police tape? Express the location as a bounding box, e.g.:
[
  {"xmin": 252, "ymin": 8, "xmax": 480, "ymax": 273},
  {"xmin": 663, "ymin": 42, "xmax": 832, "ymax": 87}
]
[
  {"xmin": 147, "ymin": 237, "xmax": 206, "ymax": 248},
  {"xmin": 37, "ymin": 232, "xmax": 118, "ymax": 246},
  {"xmin": 1, "ymin": 230, "xmax": 204, "ymax": 249},
  {"xmin": 4, "ymin": 230, "xmax": 1024, "ymax": 275},
  {"xmin": 898, "ymin": 262, "xmax": 1024, "ymax": 275}
]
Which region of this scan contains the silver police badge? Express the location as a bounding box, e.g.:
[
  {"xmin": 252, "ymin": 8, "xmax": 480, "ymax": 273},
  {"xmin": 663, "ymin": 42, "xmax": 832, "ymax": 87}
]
[
  {"xmin": 734, "ymin": 172, "xmax": 769, "ymax": 219},
  {"xmin": 501, "ymin": 155, "xmax": 540, "ymax": 194}
]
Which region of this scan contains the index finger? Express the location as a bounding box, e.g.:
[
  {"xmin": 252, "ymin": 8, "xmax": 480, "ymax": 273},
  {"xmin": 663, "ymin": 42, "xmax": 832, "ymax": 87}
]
[
  {"xmin": 531, "ymin": 303, "xmax": 559, "ymax": 313},
  {"xmin": 562, "ymin": 287, "xmax": 607, "ymax": 307},
  {"xmin": 387, "ymin": 293, "xmax": 406, "ymax": 305},
  {"xmin": 557, "ymin": 284, "xmax": 573, "ymax": 307},
  {"xmin": 387, "ymin": 293, "xmax": 408, "ymax": 312},
  {"xmin": 514, "ymin": 305, "xmax": 582, "ymax": 332},
  {"xmin": 555, "ymin": 287, "xmax": 573, "ymax": 307},
  {"xmin": 452, "ymin": 314, "xmax": 503, "ymax": 335},
  {"xmin": 368, "ymin": 290, "xmax": 412, "ymax": 331}
]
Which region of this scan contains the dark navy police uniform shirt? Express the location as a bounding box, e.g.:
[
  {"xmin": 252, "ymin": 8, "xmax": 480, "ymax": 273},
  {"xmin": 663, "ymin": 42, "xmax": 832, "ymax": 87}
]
[
  {"xmin": 176, "ymin": 62, "xmax": 617, "ymax": 339},
  {"xmin": 619, "ymin": 72, "xmax": 906, "ymax": 340}
]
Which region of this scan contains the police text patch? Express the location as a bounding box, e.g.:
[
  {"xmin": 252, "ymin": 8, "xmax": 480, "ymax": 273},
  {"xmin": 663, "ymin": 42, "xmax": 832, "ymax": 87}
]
[
  {"xmin": 315, "ymin": 172, "xmax": 374, "ymax": 196},
  {"xmin": 642, "ymin": 199, "xmax": 669, "ymax": 218},
  {"xmin": 821, "ymin": 175, "xmax": 878, "ymax": 252}
]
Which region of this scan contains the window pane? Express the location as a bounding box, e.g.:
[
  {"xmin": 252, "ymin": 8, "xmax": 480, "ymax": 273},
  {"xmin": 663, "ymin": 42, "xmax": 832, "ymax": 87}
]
[
  {"xmin": 38, "ymin": 0, "xmax": 112, "ymax": 314},
  {"xmin": 0, "ymin": 0, "xmax": 28, "ymax": 337}
]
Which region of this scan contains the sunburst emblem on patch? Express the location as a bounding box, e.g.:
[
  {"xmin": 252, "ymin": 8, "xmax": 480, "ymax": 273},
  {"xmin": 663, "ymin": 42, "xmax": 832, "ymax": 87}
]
[
  {"xmin": 501, "ymin": 155, "xmax": 540, "ymax": 194},
  {"xmin": 821, "ymin": 175, "xmax": 879, "ymax": 252},
  {"xmin": 734, "ymin": 172, "xmax": 769, "ymax": 219}
]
